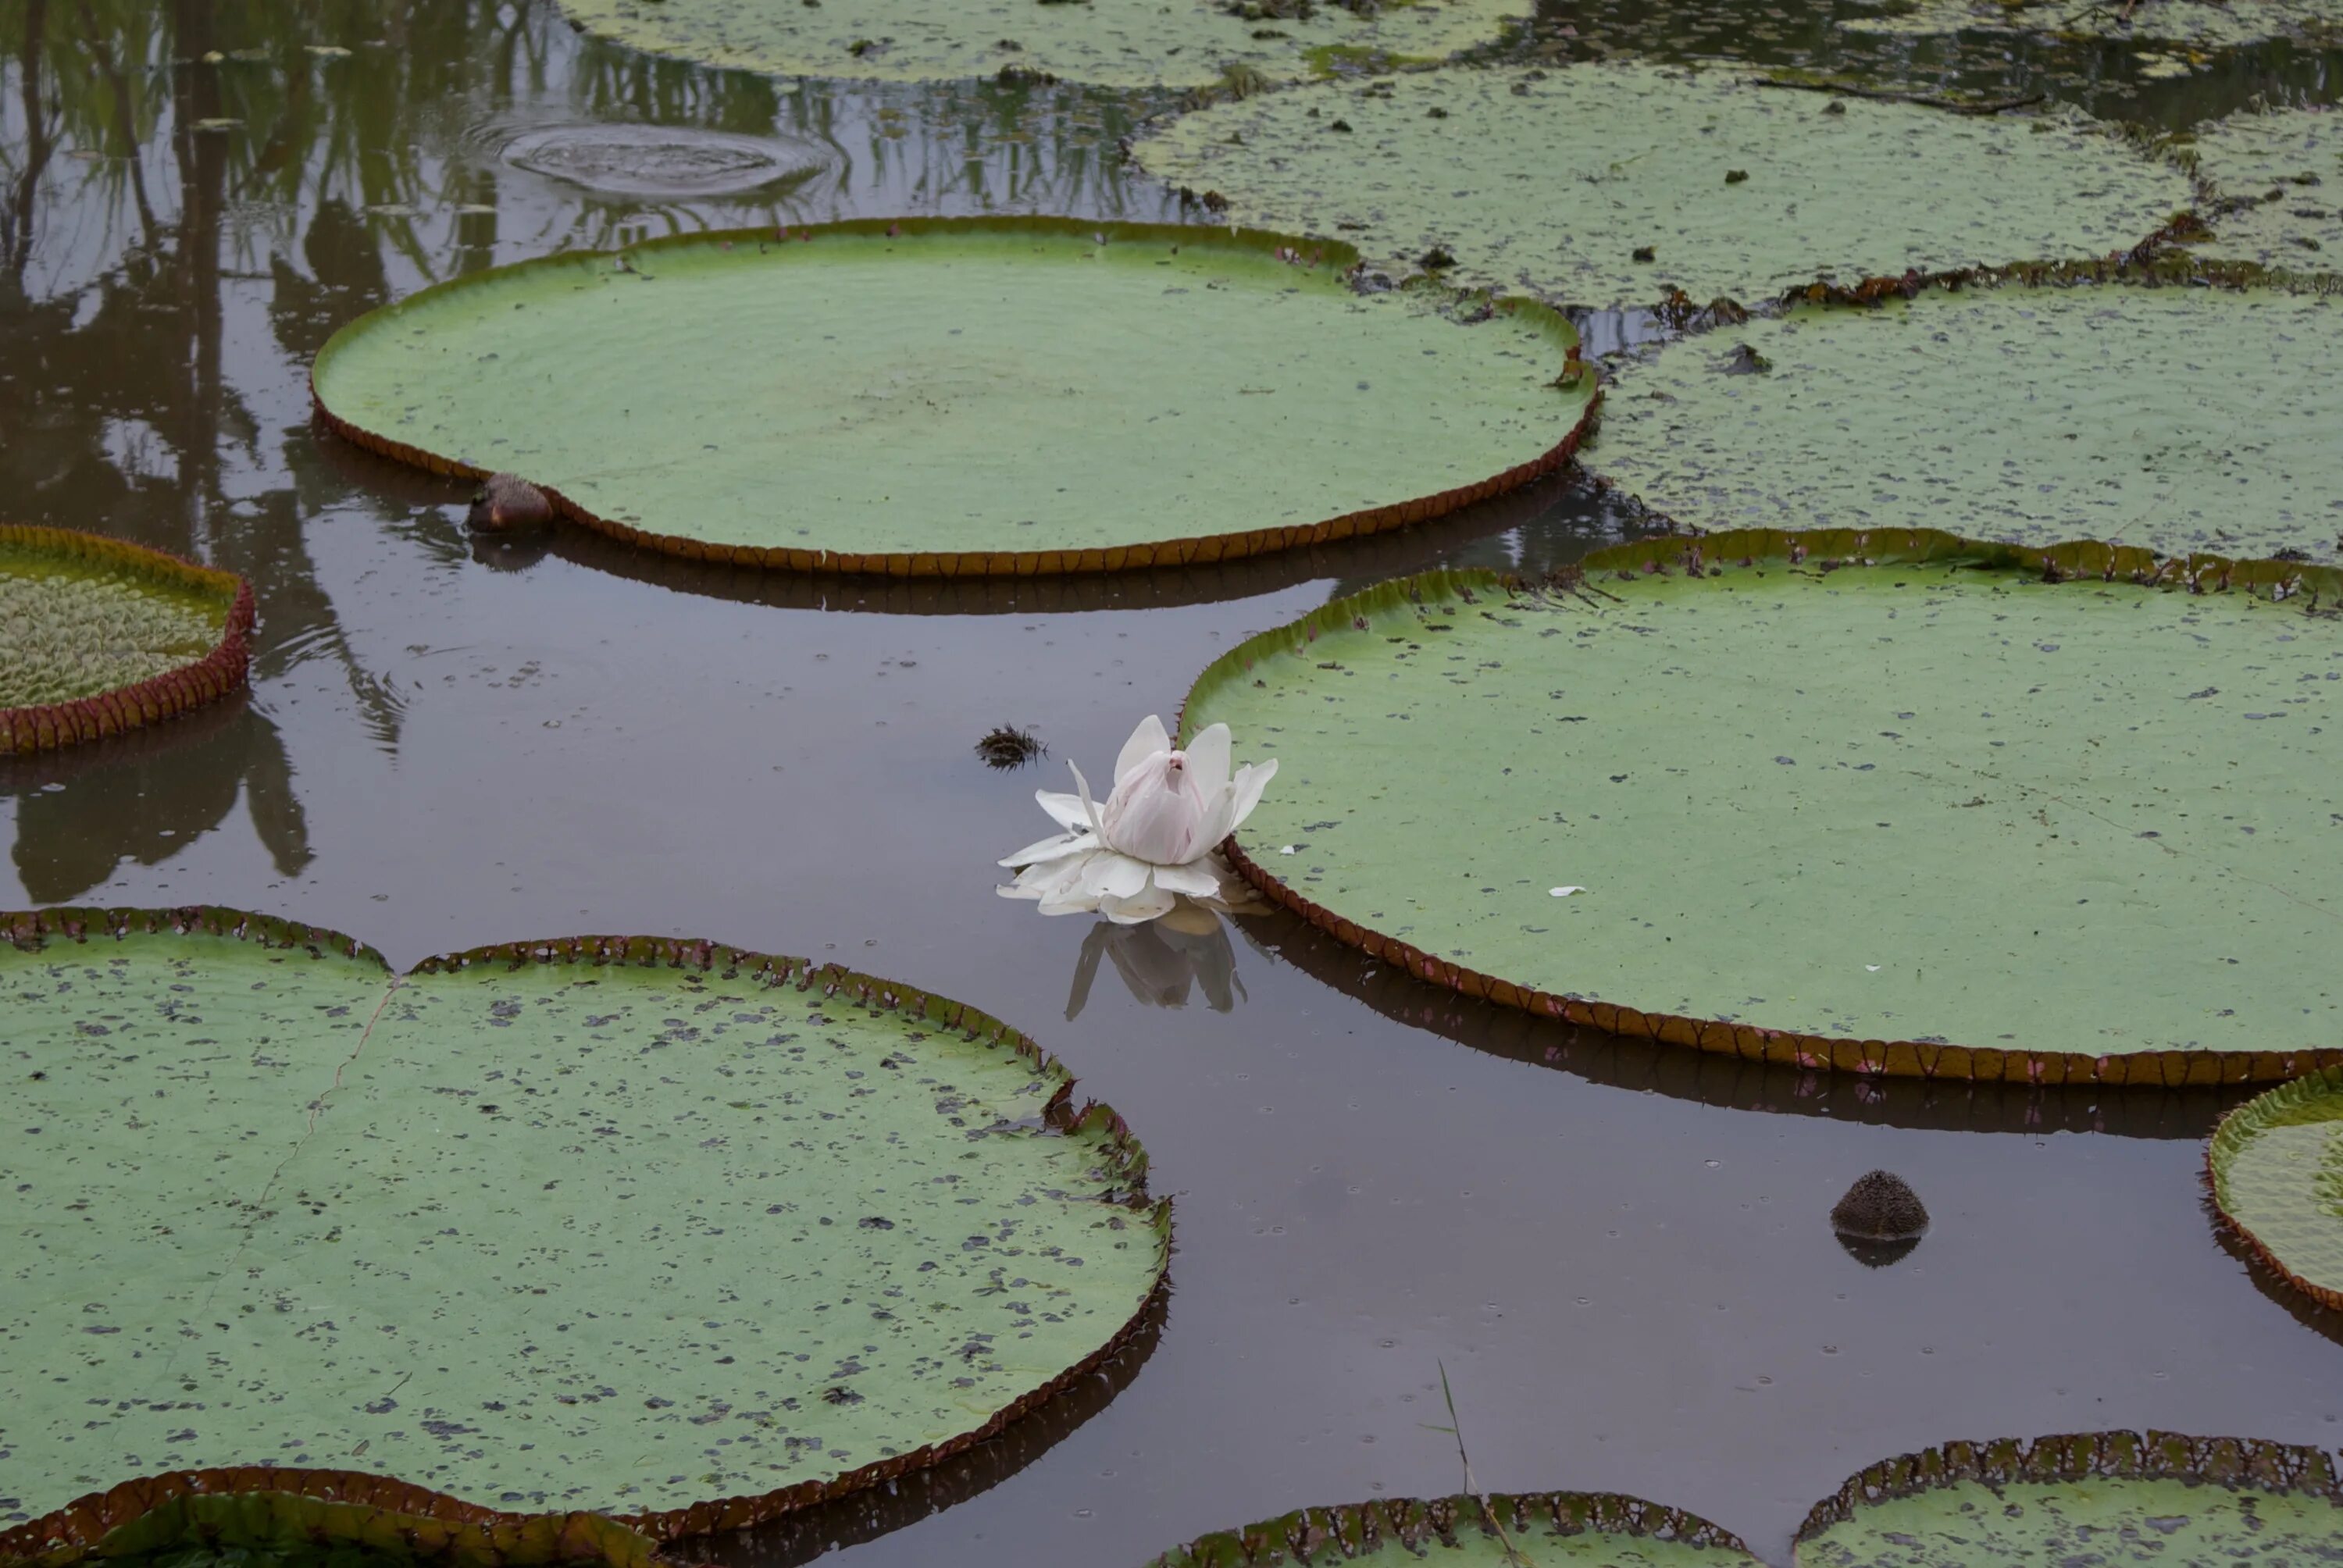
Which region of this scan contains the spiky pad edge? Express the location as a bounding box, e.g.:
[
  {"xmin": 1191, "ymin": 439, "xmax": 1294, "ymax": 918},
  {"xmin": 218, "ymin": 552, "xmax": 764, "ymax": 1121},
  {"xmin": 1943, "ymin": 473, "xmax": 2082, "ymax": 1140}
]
[
  {"xmin": 1793, "ymin": 1429, "xmax": 2343, "ymax": 1548},
  {"xmin": 1147, "ymin": 1490, "xmax": 1753, "ymax": 1567},
  {"xmin": 0, "ymin": 526, "xmax": 255, "ymax": 756},
  {"xmin": 2207, "ymin": 1065, "xmax": 2343, "ymax": 1313},
  {"xmin": 0, "ymin": 904, "xmax": 1172, "ymax": 1552},
  {"xmin": 306, "ymin": 216, "xmax": 1599, "ymax": 579},
  {"xmin": 1182, "ymin": 526, "xmax": 2343, "ymax": 1087}
]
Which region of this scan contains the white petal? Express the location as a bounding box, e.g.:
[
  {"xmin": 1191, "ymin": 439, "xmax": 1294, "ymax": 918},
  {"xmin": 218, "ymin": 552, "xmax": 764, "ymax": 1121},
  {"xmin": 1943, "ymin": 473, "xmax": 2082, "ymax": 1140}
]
[
  {"xmin": 1183, "ymin": 722, "xmax": 1232, "ymax": 796},
  {"xmin": 1151, "ymin": 859, "xmax": 1222, "ymax": 898},
  {"xmin": 1223, "ymin": 756, "xmax": 1278, "ymax": 836},
  {"xmin": 1100, "ymin": 754, "xmax": 1213, "ymax": 864},
  {"xmin": 1548, "ymin": 886, "xmax": 1585, "ymax": 898},
  {"xmin": 1114, "ymin": 715, "xmax": 1173, "ymax": 786},
  {"xmin": 1068, "ymin": 760, "xmax": 1107, "ymax": 838},
  {"xmin": 1100, "ymin": 875, "xmax": 1175, "ymax": 925},
  {"xmin": 1035, "ymin": 789, "xmax": 1089, "ymax": 831},
  {"xmin": 999, "ymin": 829, "xmax": 1099, "ymax": 869},
  {"xmin": 1081, "ymin": 850, "xmax": 1154, "ymax": 901}
]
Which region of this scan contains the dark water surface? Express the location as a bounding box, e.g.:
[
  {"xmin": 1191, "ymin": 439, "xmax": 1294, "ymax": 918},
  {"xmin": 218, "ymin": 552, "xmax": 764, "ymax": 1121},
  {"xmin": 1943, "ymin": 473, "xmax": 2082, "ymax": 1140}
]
[{"xmin": 5, "ymin": 3, "xmax": 2342, "ymax": 1564}]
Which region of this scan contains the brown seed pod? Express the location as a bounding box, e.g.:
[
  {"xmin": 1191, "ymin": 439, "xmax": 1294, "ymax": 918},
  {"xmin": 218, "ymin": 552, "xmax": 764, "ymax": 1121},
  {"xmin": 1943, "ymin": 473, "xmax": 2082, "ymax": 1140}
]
[
  {"xmin": 466, "ymin": 472, "xmax": 555, "ymax": 533},
  {"xmin": 1831, "ymin": 1169, "xmax": 1930, "ymax": 1242}
]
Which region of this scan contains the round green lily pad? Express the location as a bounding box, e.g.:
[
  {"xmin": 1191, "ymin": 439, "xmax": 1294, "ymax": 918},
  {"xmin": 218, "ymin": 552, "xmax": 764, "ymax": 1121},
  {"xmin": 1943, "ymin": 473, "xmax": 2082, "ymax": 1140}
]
[
  {"xmin": 547, "ymin": 0, "xmax": 1530, "ymax": 91},
  {"xmin": 2209, "ymin": 1066, "xmax": 2343, "ymax": 1313},
  {"xmin": 0, "ymin": 526, "xmax": 255, "ymax": 756},
  {"xmin": 1182, "ymin": 529, "xmax": 2343, "ymax": 1083},
  {"xmin": 1794, "ymin": 1430, "xmax": 2343, "ymax": 1566},
  {"xmin": 309, "ymin": 219, "xmax": 1592, "ymax": 576},
  {"xmin": 1130, "ymin": 62, "xmax": 2191, "ymax": 307},
  {"xmin": 0, "ymin": 907, "xmax": 1167, "ymax": 1539},
  {"xmin": 1, "ymin": 1485, "xmax": 664, "ymax": 1568},
  {"xmin": 1842, "ymin": 0, "xmax": 2343, "ymax": 48},
  {"xmin": 1147, "ymin": 1491, "xmax": 1757, "ymax": 1568},
  {"xmin": 2187, "ymin": 104, "xmax": 2343, "ymax": 275},
  {"xmin": 1588, "ymin": 283, "xmax": 2343, "ymax": 564}
]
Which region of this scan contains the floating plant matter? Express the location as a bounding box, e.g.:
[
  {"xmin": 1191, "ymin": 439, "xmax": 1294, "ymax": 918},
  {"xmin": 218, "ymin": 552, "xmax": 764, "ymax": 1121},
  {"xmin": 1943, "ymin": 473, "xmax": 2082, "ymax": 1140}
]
[
  {"xmin": 2209, "ymin": 1067, "xmax": 2343, "ymax": 1312},
  {"xmin": 0, "ymin": 907, "xmax": 1168, "ymax": 1538},
  {"xmin": 999, "ymin": 715, "xmax": 1277, "ymax": 925},
  {"xmin": 309, "ymin": 219, "xmax": 1593, "ymax": 575},
  {"xmin": 0, "ymin": 526, "xmax": 255, "ymax": 755},
  {"xmin": 1131, "ymin": 62, "xmax": 2189, "ymax": 306},
  {"xmin": 1589, "ymin": 283, "xmax": 2343, "ymax": 563},
  {"xmin": 1793, "ymin": 1430, "xmax": 2343, "ymax": 1564},
  {"xmin": 545, "ymin": 0, "xmax": 1531, "ymax": 91},
  {"xmin": 1181, "ymin": 529, "xmax": 2343, "ymax": 1083},
  {"xmin": 2185, "ymin": 103, "xmax": 2343, "ymax": 274},
  {"xmin": 1145, "ymin": 1491, "xmax": 1760, "ymax": 1567},
  {"xmin": 1842, "ymin": 0, "xmax": 2343, "ymax": 48}
]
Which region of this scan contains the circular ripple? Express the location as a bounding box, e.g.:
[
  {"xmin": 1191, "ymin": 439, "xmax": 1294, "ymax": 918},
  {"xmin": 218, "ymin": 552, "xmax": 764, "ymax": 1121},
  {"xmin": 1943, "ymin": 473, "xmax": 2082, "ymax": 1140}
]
[{"xmin": 501, "ymin": 123, "xmax": 826, "ymax": 198}]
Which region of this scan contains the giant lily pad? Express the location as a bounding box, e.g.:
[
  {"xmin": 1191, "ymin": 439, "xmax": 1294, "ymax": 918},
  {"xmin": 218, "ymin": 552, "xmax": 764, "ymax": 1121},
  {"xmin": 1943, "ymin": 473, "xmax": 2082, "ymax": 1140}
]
[
  {"xmin": 1842, "ymin": 0, "xmax": 2343, "ymax": 48},
  {"xmin": 0, "ymin": 907, "xmax": 1167, "ymax": 1539},
  {"xmin": 547, "ymin": 0, "xmax": 1530, "ymax": 91},
  {"xmin": 309, "ymin": 219, "xmax": 1592, "ymax": 576},
  {"xmin": 2209, "ymin": 1066, "xmax": 2343, "ymax": 1312},
  {"xmin": 2187, "ymin": 104, "xmax": 2343, "ymax": 274},
  {"xmin": 1588, "ymin": 283, "xmax": 2343, "ymax": 563},
  {"xmin": 0, "ymin": 526, "xmax": 255, "ymax": 756},
  {"xmin": 1181, "ymin": 529, "xmax": 2343, "ymax": 1084},
  {"xmin": 1147, "ymin": 1491, "xmax": 1758, "ymax": 1567},
  {"xmin": 1130, "ymin": 62, "xmax": 2191, "ymax": 307},
  {"xmin": 1793, "ymin": 1430, "xmax": 2343, "ymax": 1565}
]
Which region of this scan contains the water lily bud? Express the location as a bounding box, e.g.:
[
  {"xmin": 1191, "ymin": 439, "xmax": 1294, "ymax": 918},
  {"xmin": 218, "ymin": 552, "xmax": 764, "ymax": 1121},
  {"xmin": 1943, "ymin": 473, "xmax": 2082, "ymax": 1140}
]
[{"xmin": 1100, "ymin": 748, "xmax": 1213, "ymax": 866}]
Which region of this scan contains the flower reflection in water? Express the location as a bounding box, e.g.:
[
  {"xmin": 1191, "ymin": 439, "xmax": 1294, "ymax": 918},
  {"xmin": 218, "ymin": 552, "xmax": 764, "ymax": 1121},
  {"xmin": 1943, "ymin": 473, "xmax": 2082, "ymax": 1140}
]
[{"xmin": 1065, "ymin": 897, "xmax": 1277, "ymax": 1021}]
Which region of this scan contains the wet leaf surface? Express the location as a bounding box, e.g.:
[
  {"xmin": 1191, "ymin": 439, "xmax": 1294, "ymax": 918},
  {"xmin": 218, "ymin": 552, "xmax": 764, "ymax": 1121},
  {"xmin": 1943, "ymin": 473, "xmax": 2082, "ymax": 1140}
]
[
  {"xmin": 2185, "ymin": 102, "xmax": 2343, "ymax": 271},
  {"xmin": 0, "ymin": 536, "xmax": 234, "ymax": 710},
  {"xmin": 309, "ymin": 220, "xmax": 1589, "ymax": 570},
  {"xmin": 1182, "ymin": 541, "xmax": 2342, "ymax": 1074},
  {"xmin": 548, "ymin": 0, "xmax": 1530, "ymax": 90},
  {"xmin": 0, "ymin": 913, "xmax": 1166, "ymax": 1530},
  {"xmin": 2211, "ymin": 1066, "xmax": 2343, "ymax": 1310},
  {"xmin": 1132, "ymin": 62, "xmax": 2189, "ymax": 305},
  {"xmin": 1589, "ymin": 284, "xmax": 2343, "ymax": 563},
  {"xmin": 1147, "ymin": 1490, "xmax": 1759, "ymax": 1566}
]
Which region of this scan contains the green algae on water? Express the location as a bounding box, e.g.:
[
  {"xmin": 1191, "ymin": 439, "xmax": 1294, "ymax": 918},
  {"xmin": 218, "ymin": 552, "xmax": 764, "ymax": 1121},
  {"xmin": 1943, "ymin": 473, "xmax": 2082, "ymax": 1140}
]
[
  {"xmin": 1589, "ymin": 284, "xmax": 2343, "ymax": 563},
  {"xmin": 1132, "ymin": 62, "xmax": 2191, "ymax": 306},
  {"xmin": 548, "ymin": 0, "xmax": 1530, "ymax": 90}
]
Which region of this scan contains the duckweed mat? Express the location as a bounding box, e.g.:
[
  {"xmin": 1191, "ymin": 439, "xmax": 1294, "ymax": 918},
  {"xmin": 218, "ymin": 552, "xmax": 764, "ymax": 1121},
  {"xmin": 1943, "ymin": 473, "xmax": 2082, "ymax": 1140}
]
[
  {"xmin": 1794, "ymin": 1430, "xmax": 2343, "ymax": 1565},
  {"xmin": 0, "ymin": 526, "xmax": 254, "ymax": 755},
  {"xmin": 1587, "ymin": 284, "xmax": 2343, "ymax": 563},
  {"xmin": 548, "ymin": 0, "xmax": 1532, "ymax": 91},
  {"xmin": 309, "ymin": 219, "xmax": 1592, "ymax": 576},
  {"xmin": 1147, "ymin": 1491, "xmax": 1758, "ymax": 1567},
  {"xmin": 2209, "ymin": 1066, "xmax": 2343, "ymax": 1313},
  {"xmin": 0, "ymin": 908, "xmax": 1168, "ymax": 1538},
  {"xmin": 1180, "ymin": 530, "xmax": 2342, "ymax": 1083},
  {"xmin": 1131, "ymin": 62, "xmax": 2191, "ymax": 306}
]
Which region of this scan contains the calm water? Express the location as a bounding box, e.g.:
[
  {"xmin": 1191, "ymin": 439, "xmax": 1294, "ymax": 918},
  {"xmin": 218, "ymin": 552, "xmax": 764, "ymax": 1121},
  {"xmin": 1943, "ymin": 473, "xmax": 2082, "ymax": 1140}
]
[{"xmin": 3, "ymin": 2, "xmax": 2341, "ymax": 1563}]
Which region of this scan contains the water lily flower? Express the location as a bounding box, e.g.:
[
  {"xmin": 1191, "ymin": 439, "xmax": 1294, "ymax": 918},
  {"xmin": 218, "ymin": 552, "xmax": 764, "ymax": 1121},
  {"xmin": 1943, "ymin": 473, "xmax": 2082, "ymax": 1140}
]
[{"xmin": 998, "ymin": 715, "xmax": 1277, "ymax": 925}]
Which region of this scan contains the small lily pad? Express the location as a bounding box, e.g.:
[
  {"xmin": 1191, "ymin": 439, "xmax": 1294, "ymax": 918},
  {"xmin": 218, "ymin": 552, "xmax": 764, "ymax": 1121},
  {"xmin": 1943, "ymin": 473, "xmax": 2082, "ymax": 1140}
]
[
  {"xmin": 1588, "ymin": 283, "xmax": 2343, "ymax": 563},
  {"xmin": 549, "ymin": 0, "xmax": 1529, "ymax": 90},
  {"xmin": 1182, "ymin": 529, "xmax": 2343, "ymax": 1082},
  {"xmin": 0, "ymin": 908, "xmax": 1167, "ymax": 1538},
  {"xmin": 310, "ymin": 219, "xmax": 1592, "ymax": 576},
  {"xmin": 2209, "ymin": 1066, "xmax": 2343, "ymax": 1312},
  {"xmin": 1132, "ymin": 62, "xmax": 2191, "ymax": 306},
  {"xmin": 1794, "ymin": 1430, "xmax": 2343, "ymax": 1565},
  {"xmin": 0, "ymin": 525, "xmax": 255, "ymax": 755},
  {"xmin": 1147, "ymin": 1491, "xmax": 1759, "ymax": 1567},
  {"xmin": 2187, "ymin": 103, "xmax": 2343, "ymax": 273}
]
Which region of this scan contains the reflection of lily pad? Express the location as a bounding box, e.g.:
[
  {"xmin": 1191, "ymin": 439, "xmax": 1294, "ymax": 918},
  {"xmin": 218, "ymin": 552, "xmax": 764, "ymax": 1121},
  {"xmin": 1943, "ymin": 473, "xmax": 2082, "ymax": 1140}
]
[
  {"xmin": 0, "ymin": 526, "xmax": 255, "ymax": 756},
  {"xmin": 1844, "ymin": 0, "xmax": 2343, "ymax": 48},
  {"xmin": 1147, "ymin": 1491, "xmax": 1759, "ymax": 1567},
  {"xmin": 1794, "ymin": 1430, "xmax": 2343, "ymax": 1565},
  {"xmin": 2209, "ymin": 1066, "xmax": 2343, "ymax": 1311},
  {"xmin": 0, "ymin": 907, "xmax": 1167, "ymax": 1537},
  {"xmin": 548, "ymin": 0, "xmax": 1529, "ymax": 90},
  {"xmin": 2187, "ymin": 104, "xmax": 2343, "ymax": 273},
  {"xmin": 1131, "ymin": 62, "xmax": 2189, "ymax": 306},
  {"xmin": 311, "ymin": 219, "xmax": 1591, "ymax": 575},
  {"xmin": 1589, "ymin": 284, "xmax": 2343, "ymax": 562},
  {"xmin": 1182, "ymin": 530, "xmax": 2343, "ymax": 1083},
  {"xmin": 7, "ymin": 1485, "xmax": 665, "ymax": 1568}
]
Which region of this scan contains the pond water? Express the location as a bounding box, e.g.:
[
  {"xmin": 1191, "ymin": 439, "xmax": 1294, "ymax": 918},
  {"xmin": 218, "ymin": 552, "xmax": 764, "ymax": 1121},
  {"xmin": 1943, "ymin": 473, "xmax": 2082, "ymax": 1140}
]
[{"xmin": 4, "ymin": 2, "xmax": 2341, "ymax": 1564}]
